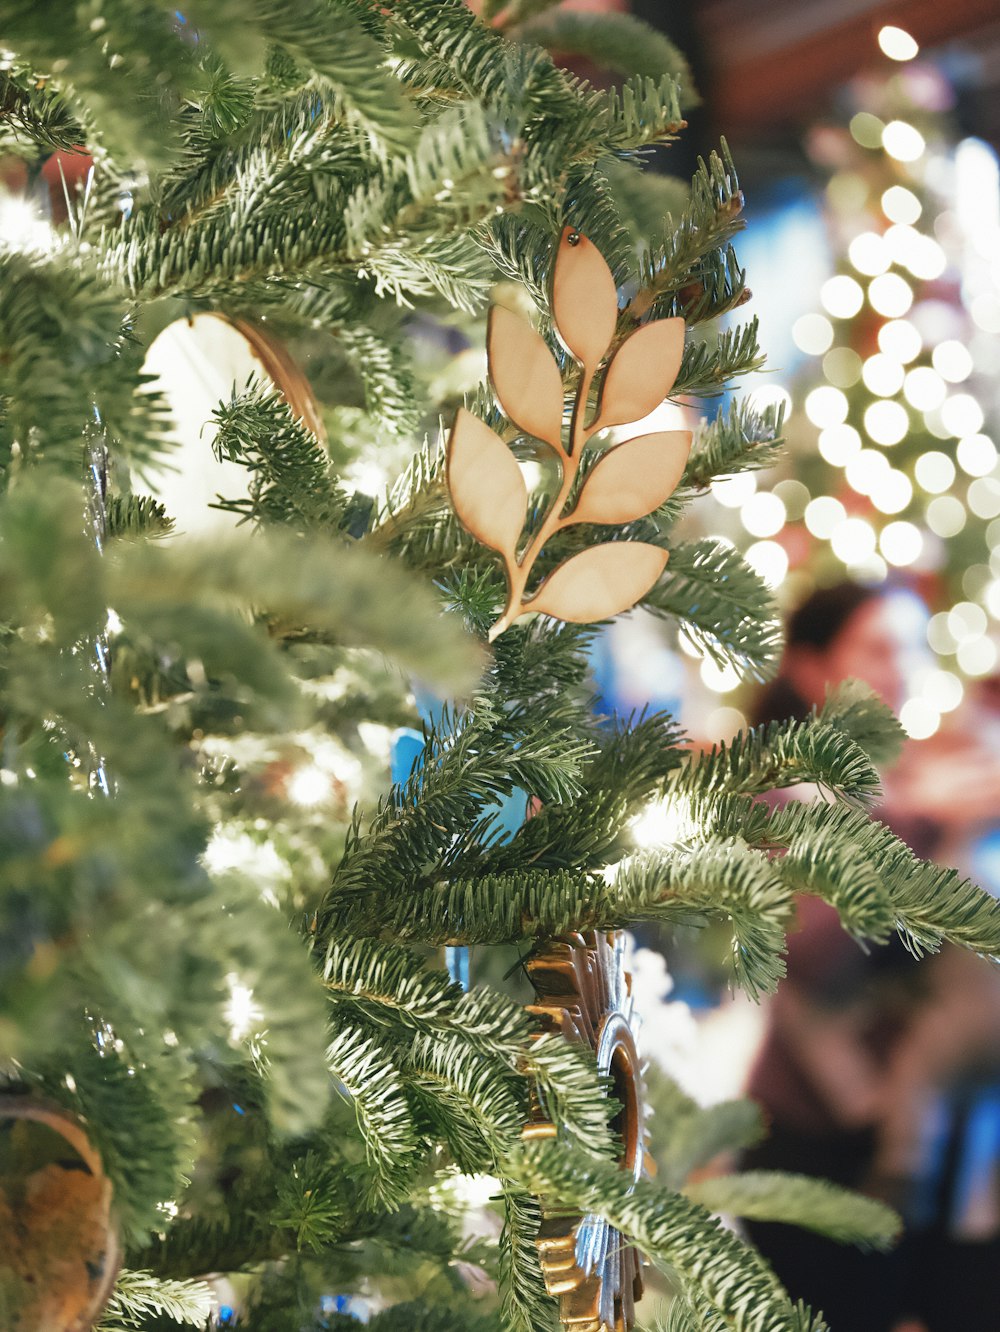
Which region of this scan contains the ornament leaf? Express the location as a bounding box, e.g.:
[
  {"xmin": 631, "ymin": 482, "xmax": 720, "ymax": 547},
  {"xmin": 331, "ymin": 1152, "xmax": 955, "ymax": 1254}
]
[
  {"xmin": 488, "ymin": 306, "xmax": 565, "ymax": 449},
  {"xmin": 447, "ymin": 407, "xmax": 528, "ymax": 558},
  {"xmin": 572, "ymin": 431, "xmax": 692, "ymax": 525},
  {"xmin": 596, "ymin": 318, "xmax": 686, "ymax": 429},
  {"xmin": 552, "ymin": 227, "xmax": 618, "ymax": 370},
  {"xmin": 529, "ymin": 542, "xmax": 668, "ymax": 624}
]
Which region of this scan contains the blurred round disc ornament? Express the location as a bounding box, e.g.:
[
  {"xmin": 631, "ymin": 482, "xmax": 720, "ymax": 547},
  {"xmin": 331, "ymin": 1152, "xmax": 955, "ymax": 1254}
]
[
  {"xmin": 524, "ymin": 932, "xmax": 646, "ymax": 1331},
  {"xmin": 142, "ymin": 312, "xmax": 324, "ymax": 535},
  {"xmin": 0, "ymin": 1097, "xmax": 120, "ymax": 1331}
]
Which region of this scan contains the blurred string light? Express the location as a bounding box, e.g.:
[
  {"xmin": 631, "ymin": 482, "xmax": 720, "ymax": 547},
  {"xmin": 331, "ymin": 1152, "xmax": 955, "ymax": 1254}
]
[
  {"xmin": 878, "ymin": 25, "xmax": 920, "ymax": 61},
  {"xmin": 878, "ymin": 318, "xmax": 922, "ymax": 362},
  {"xmin": 0, "ymin": 194, "xmax": 56, "ymax": 252},
  {"xmin": 883, "ymin": 120, "xmax": 926, "ymax": 163}
]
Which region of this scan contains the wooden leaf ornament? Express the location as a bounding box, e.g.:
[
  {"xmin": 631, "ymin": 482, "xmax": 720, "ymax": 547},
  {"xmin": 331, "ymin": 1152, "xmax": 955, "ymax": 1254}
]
[
  {"xmin": 572, "ymin": 431, "xmax": 692, "ymax": 526},
  {"xmin": 444, "ymin": 229, "xmax": 688, "ymax": 641},
  {"xmin": 595, "ymin": 318, "xmax": 686, "ymax": 430},
  {"xmin": 0, "ymin": 1098, "xmax": 121, "ymax": 1332},
  {"xmin": 529, "ymin": 543, "xmax": 668, "ymax": 625},
  {"xmin": 447, "ymin": 407, "xmax": 528, "ymax": 557},
  {"xmin": 551, "ymin": 227, "xmax": 618, "ymax": 370},
  {"xmin": 487, "ymin": 306, "xmax": 565, "ymax": 449}
]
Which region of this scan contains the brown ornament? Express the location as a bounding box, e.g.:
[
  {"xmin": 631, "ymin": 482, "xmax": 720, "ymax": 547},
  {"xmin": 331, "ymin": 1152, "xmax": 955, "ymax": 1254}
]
[
  {"xmin": 524, "ymin": 932, "xmax": 647, "ymax": 1332},
  {"xmin": 446, "ymin": 228, "xmax": 691, "ymax": 641},
  {"xmin": 0, "ymin": 1098, "xmax": 121, "ymax": 1332}
]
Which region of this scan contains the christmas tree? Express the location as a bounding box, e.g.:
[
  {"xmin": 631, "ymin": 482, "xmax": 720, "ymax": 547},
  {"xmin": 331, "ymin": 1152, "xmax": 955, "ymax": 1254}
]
[{"xmin": 2, "ymin": 5, "xmax": 1000, "ymax": 1330}]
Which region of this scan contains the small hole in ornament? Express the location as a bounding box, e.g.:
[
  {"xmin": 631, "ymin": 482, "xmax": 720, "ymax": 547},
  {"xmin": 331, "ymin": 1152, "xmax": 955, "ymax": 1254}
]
[{"xmin": 566, "ymin": 230, "xmax": 581, "ymax": 246}]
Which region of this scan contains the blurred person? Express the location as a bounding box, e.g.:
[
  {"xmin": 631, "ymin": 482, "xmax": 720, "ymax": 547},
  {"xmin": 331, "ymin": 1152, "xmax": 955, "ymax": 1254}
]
[{"xmin": 742, "ymin": 581, "xmax": 1000, "ymax": 1332}]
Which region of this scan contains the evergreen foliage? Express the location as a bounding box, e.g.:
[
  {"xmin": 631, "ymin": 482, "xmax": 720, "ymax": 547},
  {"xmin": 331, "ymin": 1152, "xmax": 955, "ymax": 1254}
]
[{"xmin": 0, "ymin": 4, "xmax": 995, "ymax": 1330}]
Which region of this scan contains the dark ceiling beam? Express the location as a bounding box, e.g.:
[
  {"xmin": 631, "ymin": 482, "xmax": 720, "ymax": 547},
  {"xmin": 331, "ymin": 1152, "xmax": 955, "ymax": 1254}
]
[{"xmin": 701, "ymin": 0, "xmax": 1000, "ymax": 135}]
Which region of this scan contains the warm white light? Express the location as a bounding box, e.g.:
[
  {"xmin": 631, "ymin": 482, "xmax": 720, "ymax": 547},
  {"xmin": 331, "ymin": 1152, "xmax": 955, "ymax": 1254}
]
[
  {"xmin": 883, "ymin": 120, "xmax": 926, "ymax": 163},
  {"xmin": 940, "ymin": 394, "xmax": 985, "ymax": 438},
  {"xmin": 927, "ymin": 495, "xmax": 966, "ymax": 537},
  {"xmin": 933, "ymin": 340, "xmax": 974, "ymax": 383},
  {"xmin": 821, "ymin": 275, "xmax": 865, "ymax": 319},
  {"xmin": 919, "ymin": 668, "xmax": 963, "ymax": 712},
  {"xmin": 915, "ymin": 451, "xmax": 956, "ymax": 493},
  {"xmin": 900, "ymin": 698, "xmax": 939, "ymax": 739},
  {"xmin": 847, "ymin": 448, "xmax": 890, "ymax": 495},
  {"xmin": 744, "ymin": 540, "xmax": 789, "ymax": 588},
  {"xmin": 906, "ymin": 235, "xmax": 947, "ymax": 281},
  {"xmin": 968, "ymin": 478, "xmax": 1000, "ymax": 520},
  {"xmin": 700, "ymin": 657, "xmax": 741, "ymax": 694},
  {"xmin": 948, "ymin": 602, "xmax": 987, "ymax": 643},
  {"xmin": 986, "ymin": 579, "xmax": 1000, "ymax": 620},
  {"xmin": 805, "ymin": 385, "xmax": 849, "ymax": 428},
  {"xmin": 631, "ymin": 796, "xmax": 697, "ymax": 847},
  {"xmin": 878, "ymin": 25, "xmax": 919, "ymax": 61},
  {"xmin": 830, "ymin": 516, "xmax": 877, "ymax": 564},
  {"xmin": 819, "ymin": 424, "xmax": 862, "ymax": 467},
  {"xmin": 862, "ymin": 353, "xmax": 905, "ymax": 397},
  {"xmin": 903, "ymin": 367, "xmax": 946, "ymax": 412},
  {"xmin": 287, "ymin": 764, "xmax": 332, "ymax": 807},
  {"xmin": 882, "ymin": 186, "xmax": 922, "ymax": 225},
  {"xmin": 849, "ymin": 232, "xmax": 889, "ymax": 276},
  {"xmin": 928, "ymin": 612, "xmax": 957, "ymax": 655},
  {"xmin": 880, "ymin": 520, "xmax": 923, "ymax": 566},
  {"xmin": 804, "ymin": 495, "xmax": 847, "ymax": 538},
  {"xmin": 225, "ymin": 974, "xmax": 264, "ymax": 1042},
  {"xmin": 0, "ymin": 196, "xmax": 56, "ymax": 252},
  {"xmin": 741, "ymin": 491, "xmax": 787, "ymax": 538},
  {"xmin": 823, "ymin": 347, "xmax": 863, "ymax": 388},
  {"xmin": 957, "ymin": 636, "xmax": 998, "ymax": 677},
  {"xmin": 871, "ymin": 469, "xmax": 913, "ymax": 514},
  {"xmin": 957, "ymin": 434, "xmax": 997, "ymax": 477},
  {"xmin": 869, "ymin": 272, "xmax": 914, "ymax": 318},
  {"xmin": 792, "ymin": 313, "xmax": 834, "ymax": 355},
  {"xmin": 878, "ymin": 319, "xmax": 922, "ymax": 363},
  {"xmin": 864, "ymin": 399, "xmax": 909, "ymax": 445},
  {"xmin": 711, "ymin": 472, "xmax": 757, "ymax": 508}
]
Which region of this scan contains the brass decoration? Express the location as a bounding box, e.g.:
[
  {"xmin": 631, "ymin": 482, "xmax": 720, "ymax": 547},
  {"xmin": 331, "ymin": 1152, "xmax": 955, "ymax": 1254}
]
[
  {"xmin": 0, "ymin": 1097, "xmax": 121, "ymax": 1331},
  {"xmin": 525, "ymin": 932, "xmax": 646, "ymax": 1332},
  {"xmin": 446, "ymin": 228, "xmax": 691, "ymax": 642}
]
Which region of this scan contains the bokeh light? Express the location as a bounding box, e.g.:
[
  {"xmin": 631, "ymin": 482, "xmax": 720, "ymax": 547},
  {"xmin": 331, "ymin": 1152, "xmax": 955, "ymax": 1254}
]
[
  {"xmin": 711, "ymin": 472, "xmax": 757, "ymax": 508},
  {"xmin": 903, "ymin": 366, "xmax": 947, "ymax": 412},
  {"xmin": 932, "ymin": 340, "xmax": 974, "ymax": 383},
  {"xmin": 957, "ymin": 637, "xmax": 998, "ymax": 677},
  {"xmin": 926, "ymin": 495, "xmax": 967, "ymax": 537},
  {"xmin": 968, "ymin": 478, "xmax": 1000, "ymax": 520},
  {"xmin": 882, "ymin": 120, "xmax": 926, "ymax": 162},
  {"xmin": 871, "ymin": 469, "xmax": 913, "ymax": 514},
  {"xmin": 804, "ymin": 495, "xmax": 847, "ymax": 538},
  {"xmin": 862, "ymin": 353, "xmax": 904, "ymax": 396},
  {"xmin": 878, "ymin": 26, "xmax": 919, "ymax": 61},
  {"xmin": 915, "ymin": 451, "xmax": 956, "ymax": 493},
  {"xmin": 818, "ymin": 424, "xmax": 863, "ymax": 466},
  {"xmin": 830, "ymin": 516, "xmax": 877, "ymax": 564},
  {"xmin": 900, "ymin": 698, "xmax": 939, "ymax": 739},
  {"xmin": 805, "ymin": 385, "xmax": 849, "ymax": 428},
  {"xmin": 849, "ymin": 232, "xmax": 889, "ymax": 276},
  {"xmin": 863, "ymin": 399, "xmax": 909, "ymax": 445},
  {"xmin": 792, "ymin": 313, "xmax": 834, "ymax": 355},
  {"xmin": 744, "ymin": 540, "xmax": 789, "ymax": 588},
  {"xmin": 823, "ymin": 347, "xmax": 863, "ymax": 387},
  {"xmin": 940, "ymin": 393, "xmax": 985, "ymax": 437},
  {"xmin": 741, "ymin": 491, "xmax": 787, "ymax": 538},
  {"xmin": 868, "ymin": 272, "xmax": 914, "ymax": 318},
  {"xmin": 880, "ymin": 521, "xmax": 923, "ymax": 566},
  {"xmin": 957, "ymin": 434, "xmax": 998, "ymax": 477},
  {"xmin": 881, "ymin": 186, "xmax": 922, "ymax": 225},
  {"xmin": 878, "ymin": 319, "xmax": 922, "ymax": 363},
  {"xmin": 821, "ymin": 274, "xmax": 865, "ymax": 318},
  {"xmin": 847, "ymin": 447, "xmax": 890, "ymax": 495},
  {"xmin": 850, "ymin": 113, "xmax": 885, "ymax": 149}
]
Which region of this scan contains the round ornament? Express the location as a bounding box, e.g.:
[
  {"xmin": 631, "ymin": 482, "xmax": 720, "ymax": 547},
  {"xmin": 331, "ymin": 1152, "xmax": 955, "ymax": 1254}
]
[
  {"xmin": 524, "ymin": 931, "xmax": 646, "ymax": 1332},
  {"xmin": 0, "ymin": 1097, "xmax": 120, "ymax": 1331}
]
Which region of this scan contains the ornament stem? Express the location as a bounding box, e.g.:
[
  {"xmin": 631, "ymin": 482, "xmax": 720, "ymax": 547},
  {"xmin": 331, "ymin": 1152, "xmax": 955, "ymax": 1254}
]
[{"xmin": 488, "ymin": 364, "xmax": 595, "ymax": 640}]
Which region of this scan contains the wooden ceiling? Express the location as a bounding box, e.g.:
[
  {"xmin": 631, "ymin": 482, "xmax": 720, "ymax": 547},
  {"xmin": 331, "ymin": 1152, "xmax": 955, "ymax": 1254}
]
[{"xmin": 693, "ymin": 0, "xmax": 1000, "ymax": 139}]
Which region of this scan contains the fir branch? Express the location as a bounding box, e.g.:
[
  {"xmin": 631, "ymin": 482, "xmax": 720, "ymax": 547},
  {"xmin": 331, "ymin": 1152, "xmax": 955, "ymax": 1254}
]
[
  {"xmin": 510, "ymin": 1139, "xmax": 802, "ymax": 1332},
  {"xmin": 675, "ymin": 715, "xmax": 883, "ymax": 806},
  {"xmin": 680, "ymin": 400, "xmax": 785, "ymax": 492},
  {"xmin": 97, "ymin": 1270, "xmax": 215, "ymax": 1329},
  {"xmin": 685, "ymin": 1171, "xmax": 900, "ymax": 1250},
  {"xmin": 644, "ymin": 538, "xmax": 781, "ymax": 680},
  {"xmin": 104, "ymin": 493, "xmax": 176, "ymax": 541},
  {"xmin": 649, "ymin": 1070, "xmax": 764, "ymax": 1190},
  {"xmin": 818, "ymin": 679, "xmax": 906, "ymax": 768},
  {"xmin": 671, "ymin": 320, "xmax": 765, "ymax": 398},
  {"xmin": 511, "ymin": 11, "xmax": 697, "ymax": 106},
  {"xmin": 499, "ymin": 1186, "xmax": 553, "ymax": 1332}
]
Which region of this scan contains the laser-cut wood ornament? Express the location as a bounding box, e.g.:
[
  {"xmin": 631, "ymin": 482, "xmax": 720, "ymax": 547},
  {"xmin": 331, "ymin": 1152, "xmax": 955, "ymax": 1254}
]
[
  {"xmin": 0, "ymin": 1097, "xmax": 121, "ymax": 1331},
  {"xmin": 447, "ymin": 228, "xmax": 691, "ymax": 642},
  {"xmin": 523, "ymin": 932, "xmax": 647, "ymax": 1332}
]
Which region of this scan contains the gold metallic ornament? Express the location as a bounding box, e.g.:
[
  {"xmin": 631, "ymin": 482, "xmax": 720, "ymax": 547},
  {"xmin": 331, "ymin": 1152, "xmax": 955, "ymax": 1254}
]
[{"xmin": 524, "ymin": 931, "xmax": 646, "ymax": 1332}]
